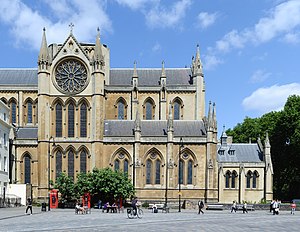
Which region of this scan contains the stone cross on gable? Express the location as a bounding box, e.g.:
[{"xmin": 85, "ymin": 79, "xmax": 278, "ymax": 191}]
[{"xmin": 69, "ymin": 22, "xmax": 74, "ymax": 33}]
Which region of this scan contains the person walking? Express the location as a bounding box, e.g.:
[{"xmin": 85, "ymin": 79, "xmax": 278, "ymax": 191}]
[
  {"xmin": 242, "ymin": 202, "xmax": 248, "ymax": 213},
  {"xmin": 231, "ymin": 201, "xmax": 237, "ymax": 213},
  {"xmin": 291, "ymin": 201, "xmax": 296, "ymax": 215},
  {"xmin": 198, "ymin": 200, "xmax": 204, "ymax": 214},
  {"xmin": 25, "ymin": 198, "xmax": 33, "ymax": 215}
]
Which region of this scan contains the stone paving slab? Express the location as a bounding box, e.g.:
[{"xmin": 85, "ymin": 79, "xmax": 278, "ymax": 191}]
[{"xmin": 0, "ymin": 207, "xmax": 299, "ymax": 232}]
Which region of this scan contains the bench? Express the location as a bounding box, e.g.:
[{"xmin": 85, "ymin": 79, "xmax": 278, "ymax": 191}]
[
  {"xmin": 236, "ymin": 204, "xmax": 255, "ymax": 211},
  {"xmin": 75, "ymin": 206, "xmax": 91, "ymax": 214},
  {"xmin": 148, "ymin": 204, "xmax": 169, "ymax": 213},
  {"xmin": 206, "ymin": 204, "xmax": 224, "ymax": 210}
]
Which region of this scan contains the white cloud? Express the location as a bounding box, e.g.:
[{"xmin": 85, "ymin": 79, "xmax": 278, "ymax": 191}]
[
  {"xmin": 145, "ymin": 0, "xmax": 192, "ymax": 28},
  {"xmin": 282, "ymin": 32, "xmax": 300, "ymax": 44},
  {"xmin": 207, "ymin": 0, "xmax": 300, "ymax": 68},
  {"xmin": 197, "ymin": 12, "xmax": 218, "ymax": 29},
  {"xmin": 250, "ymin": 69, "xmax": 272, "ymax": 83},
  {"xmin": 242, "ymin": 83, "xmax": 300, "ymax": 114},
  {"xmin": 0, "ymin": 0, "xmax": 112, "ymax": 50},
  {"xmin": 203, "ymin": 54, "xmax": 223, "ymax": 70},
  {"xmin": 152, "ymin": 42, "xmax": 161, "ymax": 52},
  {"xmin": 115, "ymin": 0, "xmax": 151, "ymax": 10}
]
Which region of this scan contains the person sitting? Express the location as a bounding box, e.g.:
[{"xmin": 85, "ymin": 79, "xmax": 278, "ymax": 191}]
[
  {"xmin": 75, "ymin": 202, "xmax": 85, "ymax": 214},
  {"xmin": 111, "ymin": 203, "xmax": 118, "ymax": 213},
  {"xmin": 103, "ymin": 202, "xmax": 110, "ymax": 213},
  {"xmin": 152, "ymin": 203, "xmax": 158, "ymax": 213}
]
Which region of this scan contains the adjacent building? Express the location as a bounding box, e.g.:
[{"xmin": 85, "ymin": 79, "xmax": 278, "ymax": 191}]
[{"xmin": 0, "ymin": 99, "xmax": 11, "ymax": 205}]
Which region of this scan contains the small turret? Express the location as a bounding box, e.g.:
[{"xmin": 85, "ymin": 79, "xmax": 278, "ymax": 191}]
[
  {"xmin": 167, "ymin": 101, "xmax": 174, "ymax": 132},
  {"xmin": 38, "ymin": 28, "xmax": 50, "ymax": 71},
  {"xmin": 92, "ymin": 28, "xmax": 105, "ymax": 71},
  {"xmin": 132, "ymin": 61, "xmax": 138, "ymax": 88},
  {"xmin": 192, "ymin": 44, "xmax": 203, "ymax": 76}
]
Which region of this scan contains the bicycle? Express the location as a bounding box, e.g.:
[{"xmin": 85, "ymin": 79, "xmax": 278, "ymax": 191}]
[{"xmin": 127, "ymin": 207, "xmax": 143, "ymax": 219}]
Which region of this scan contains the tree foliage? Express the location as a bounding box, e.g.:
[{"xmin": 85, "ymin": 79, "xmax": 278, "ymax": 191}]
[
  {"xmin": 226, "ymin": 95, "xmax": 300, "ymax": 200},
  {"xmin": 53, "ymin": 168, "xmax": 135, "ymax": 203}
]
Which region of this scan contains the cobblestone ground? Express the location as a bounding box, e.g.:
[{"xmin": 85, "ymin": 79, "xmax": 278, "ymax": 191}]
[{"xmin": 0, "ymin": 207, "xmax": 299, "ymax": 232}]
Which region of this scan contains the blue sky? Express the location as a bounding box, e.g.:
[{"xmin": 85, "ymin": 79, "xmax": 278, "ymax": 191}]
[{"xmin": 1, "ymin": 0, "xmax": 300, "ymax": 136}]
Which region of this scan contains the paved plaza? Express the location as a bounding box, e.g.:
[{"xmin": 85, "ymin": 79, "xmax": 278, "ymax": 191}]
[{"xmin": 0, "ymin": 207, "xmax": 299, "ymax": 232}]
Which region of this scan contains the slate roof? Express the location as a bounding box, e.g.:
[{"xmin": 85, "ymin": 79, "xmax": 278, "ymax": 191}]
[
  {"xmin": 16, "ymin": 127, "xmax": 38, "ymax": 139},
  {"xmin": 104, "ymin": 120, "xmax": 206, "ymax": 137},
  {"xmin": 217, "ymin": 143, "xmax": 263, "ymax": 163},
  {"xmin": 0, "ymin": 69, "xmax": 38, "ymax": 85},
  {"xmin": 0, "ymin": 68, "xmax": 192, "ymax": 87},
  {"xmin": 109, "ymin": 68, "xmax": 192, "ymax": 86}
]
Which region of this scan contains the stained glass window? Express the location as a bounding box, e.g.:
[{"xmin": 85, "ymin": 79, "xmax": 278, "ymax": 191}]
[
  {"xmin": 80, "ymin": 150, "xmax": 87, "ymax": 173},
  {"xmin": 146, "ymin": 160, "xmax": 152, "ymax": 184},
  {"xmin": 56, "ymin": 103, "xmax": 62, "ymax": 137},
  {"xmin": 155, "ymin": 160, "xmax": 161, "ymax": 184},
  {"xmin": 68, "ymin": 150, "xmax": 74, "ymax": 180},
  {"xmin": 56, "ymin": 151, "xmax": 62, "ymax": 180},
  {"xmin": 68, "ymin": 103, "xmax": 74, "ymax": 137},
  {"xmin": 80, "ymin": 103, "xmax": 87, "ymax": 137},
  {"xmin": 187, "ymin": 160, "xmax": 193, "ymax": 184},
  {"xmin": 24, "ymin": 155, "xmax": 31, "ymax": 184}
]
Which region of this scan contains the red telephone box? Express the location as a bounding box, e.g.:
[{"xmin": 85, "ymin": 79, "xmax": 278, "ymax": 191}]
[
  {"xmin": 82, "ymin": 193, "xmax": 91, "ymax": 208},
  {"xmin": 50, "ymin": 189, "xmax": 58, "ymax": 209}
]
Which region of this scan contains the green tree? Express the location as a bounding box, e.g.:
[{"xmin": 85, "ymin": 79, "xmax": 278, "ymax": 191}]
[
  {"xmin": 75, "ymin": 167, "xmax": 135, "ymax": 202},
  {"xmin": 54, "ymin": 173, "xmax": 76, "ymax": 202}
]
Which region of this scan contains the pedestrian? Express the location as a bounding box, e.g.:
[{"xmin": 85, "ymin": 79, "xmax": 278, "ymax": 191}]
[
  {"xmin": 25, "ymin": 197, "xmax": 33, "ymax": 215},
  {"xmin": 273, "ymin": 199, "xmax": 279, "ymax": 215},
  {"xmin": 270, "ymin": 200, "xmax": 274, "ymax": 213},
  {"xmin": 291, "ymin": 201, "xmax": 296, "ymax": 215},
  {"xmin": 242, "ymin": 202, "xmax": 248, "ymax": 213},
  {"xmin": 198, "ymin": 200, "xmax": 204, "ymax": 214},
  {"xmin": 231, "ymin": 201, "xmax": 237, "ymax": 213}
]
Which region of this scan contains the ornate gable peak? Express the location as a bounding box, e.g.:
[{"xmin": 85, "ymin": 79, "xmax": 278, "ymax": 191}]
[{"xmin": 52, "ymin": 30, "xmax": 90, "ymax": 63}]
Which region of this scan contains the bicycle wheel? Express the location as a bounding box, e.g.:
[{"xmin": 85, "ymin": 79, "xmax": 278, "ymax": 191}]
[
  {"xmin": 137, "ymin": 208, "xmax": 143, "ymax": 219},
  {"xmin": 127, "ymin": 208, "xmax": 134, "ymax": 219}
]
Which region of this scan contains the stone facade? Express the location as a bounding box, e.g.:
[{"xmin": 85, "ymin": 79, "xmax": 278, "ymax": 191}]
[{"xmin": 0, "ymin": 28, "xmax": 273, "ymax": 204}]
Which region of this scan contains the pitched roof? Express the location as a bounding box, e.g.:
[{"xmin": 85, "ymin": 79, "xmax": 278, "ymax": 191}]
[
  {"xmin": 104, "ymin": 120, "xmax": 206, "ymax": 137},
  {"xmin": 0, "ymin": 69, "xmax": 38, "ymax": 86},
  {"xmin": 217, "ymin": 143, "xmax": 263, "ymax": 163},
  {"xmin": 109, "ymin": 68, "xmax": 192, "ymax": 86},
  {"xmin": 0, "ymin": 68, "xmax": 192, "ymax": 87},
  {"xmin": 16, "ymin": 127, "xmax": 38, "ymax": 139}
]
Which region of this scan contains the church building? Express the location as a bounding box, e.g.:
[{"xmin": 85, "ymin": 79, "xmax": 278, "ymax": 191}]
[{"xmin": 0, "ymin": 27, "xmax": 273, "ymax": 204}]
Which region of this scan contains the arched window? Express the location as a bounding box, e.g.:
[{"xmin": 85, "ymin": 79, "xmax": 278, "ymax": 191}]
[
  {"xmin": 80, "ymin": 103, "xmax": 87, "ymax": 137},
  {"xmin": 231, "ymin": 171, "xmax": 237, "ymax": 188},
  {"xmin": 114, "ymin": 159, "xmax": 120, "ymax": 171},
  {"xmin": 24, "ymin": 155, "xmax": 31, "ymax": 184},
  {"xmin": 80, "ymin": 150, "xmax": 87, "ymax": 173},
  {"xmin": 225, "ymin": 171, "xmax": 230, "ymax": 188},
  {"xmin": 56, "ymin": 103, "xmax": 62, "ymax": 137},
  {"xmin": 124, "ymin": 159, "xmax": 129, "ymax": 175},
  {"xmin": 56, "ymin": 151, "xmax": 62, "ymax": 180},
  {"xmin": 118, "ymin": 101, "xmax": 125, "ymax": 120},
  {"xmin": 10, "ymin": 100, "xmax": 17, "ymax": 124},
  {"xmin": 174, "ymin": 101, "xmax": 180, "ymax": 120},
  {"xmin": 68, "ymin": 103, "xmax": 74, "ymax": 137},
  {"xmin": 179, "ymin": 160, "xmax": 184, "ymax": 185},
  {"xmin": 253, "ymin": 171, "xmax": 258, "ymax": 188},
  {"xmin": 155, "ymin": 160, "xmax": 161, "ymax": 184},
  {"xmin": 146, "ymin": 159, "xmax": 152, "ymax": 184},
  {"xmin": 187, "ymin": 160, "xmax": 193, "ymax": 184},
  {"xmin": 68, "ymin": 150, "xmax": 74, "ymax": 180},
  {"xmin": 246, "ymin": 171, "xmax": 252, "ymax": 188},
  {"xmin": 145, "ymin": 101, "xmax": 152, "ymax": 120},
  {"xmin": 35, "ymin": 101, "xmax": 38, "ymax": 123},
  {"xmin": 27, "ymin": 101, "xmax": 33, "ymax": 123}
]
